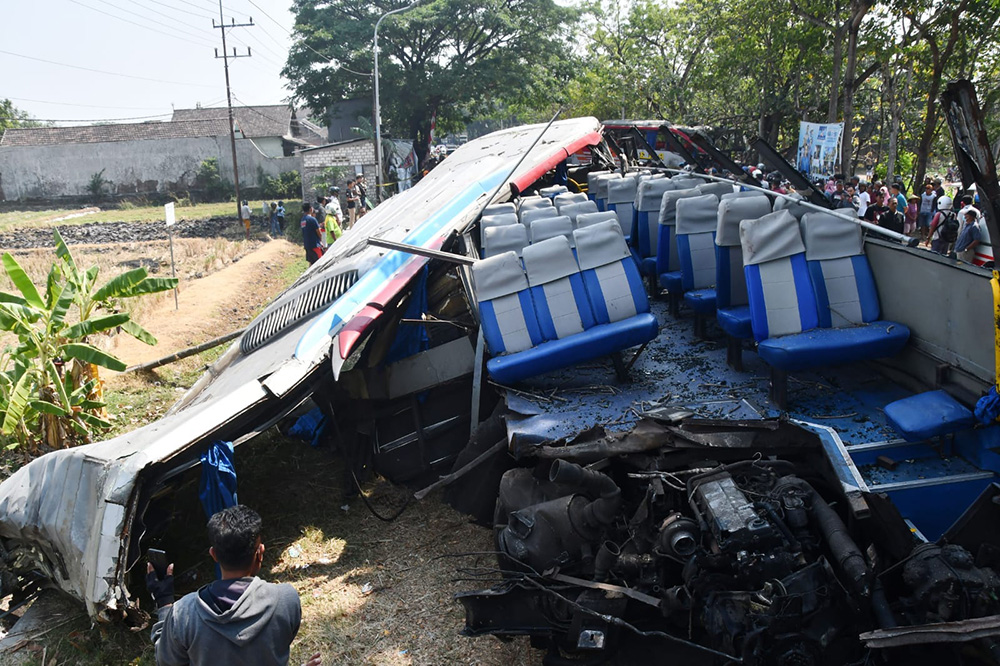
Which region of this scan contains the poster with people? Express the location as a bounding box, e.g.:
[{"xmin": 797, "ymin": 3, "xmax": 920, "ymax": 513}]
[{"xmin": 796, "ymin": 122, "xmax": 844, "ymax": 177}]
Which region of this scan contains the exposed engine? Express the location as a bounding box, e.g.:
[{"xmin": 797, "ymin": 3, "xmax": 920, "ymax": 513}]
[{"xmin": 459, "ymin": 449, "xmax": 1000, "ymax": 665}]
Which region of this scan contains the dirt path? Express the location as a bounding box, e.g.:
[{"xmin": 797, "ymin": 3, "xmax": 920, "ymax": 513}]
[{"xmin": 112, "ymin": 239, "xmax": 301, "ymax": 367}]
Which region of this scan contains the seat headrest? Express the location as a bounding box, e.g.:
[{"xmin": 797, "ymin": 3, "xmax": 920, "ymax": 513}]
[
  {"xmin": 574, "ymin": 220, "xmax": 632, "ymax": 271},
  {"xmin": 539, "ymin": 185, "xmax": 569, "ymax": 199},
  {"xmin": 800, "ymin": 211, "xmax": 864, "ymax": 260},
  {"xmin": 716, "ymin": 195, "xmax": 772, "ymax": 247},
  {"xmin": 636, "ymin": 179, "xmax": 676, "ymax": 212},
  {"xmin": 772, "ymin": 192, "xmax": 811, "ymax": 220},
  {"xmin": 591, "ymin": 172, "xmax": 622, "ymax": 198},
  {"xmin": 658, "ymin": 188, "xmax": 703, "ymax": 225},
  {"xmin": 521, "ymin": 206, "xmax": 561, "ymax": 225},
  {"xmin": 483, "ymin": 223, "xmax": 529, "ymax": 257},
  {"xmin": 721, "ymin": 190, "xmax": 767, "ymax": 202},
  {"xmin": 481, "ymin": 213, "xmax": 518, "ymax": 229},
  {"xmin": 668, "ymin": 176, "xmax": 705, "ymax": 189},
  {"xmin": 675, "ymin": 193, "xmax": 720, "ymax": 235},
  {"xmin": 586, "ymin": 170, "xmax": 613, "ymax": 189},
  {"xmin": 554, "ymin": 192, "xmax": 589, "ymax": 210},
  {"xmin": 530, "ymin": 215, "xmax": 575, "ymax": 246},
  {"xmin": 559, "ymin": 200, "xmax": 599, "ymax": 223},
  {"xmin": 518, "ymin": 196, "xmax": 552, "ymax": 212},
  {"xmin": 576, "ymin": 211, "xmax": 619, "ymax": 229},
  {"xmin": 523, "ymin": 236, "xmax": 580, "ymax": 286},
  {"xmin": 739, "ymin": 210, "xmax": 803, "ymax": 265},
  {"xmin": 483, "ymin": 202, "xmax": 516, "ymax": 216},
  {"xmin": 697, "ymin": 181, "xmax": 737, "ymax": 198},
  {"xmin": 607, "ymin": 178, "xmax": 638, "ymax": 204},
  {"xmin": 472, "ymin": 251, "xmax": 528, "ymax": 301}
]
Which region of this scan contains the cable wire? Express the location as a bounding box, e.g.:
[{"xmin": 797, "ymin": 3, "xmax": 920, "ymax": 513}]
[
  {"xmin": 71, "ymin": 0, "xmax": 217, "ymax": 49},
  {"xmin": 0, "ymin": 48, "xmax": 219, "ymax": 88}
]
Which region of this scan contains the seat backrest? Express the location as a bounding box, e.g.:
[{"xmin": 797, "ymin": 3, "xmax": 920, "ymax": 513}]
[
  {"xmin": 530, "ymin": 215, "xmax": 575, "ymax": 246},
  {"xmin": 715, "ymin": 195, "xmax": 772, "ymax": 308},
  {"xmin": 721, "ymin": 190, "xmax": 769, "ymax": 202},
  {"xmin": 554, "ymin": 192, "xmax": 589, "ymax": 212},
  {"xmin": 521, "ymin": 206, "xmax": 561, "ymax": 231},
  {"xmin": 607, "ymin": 177, "xmax": 638, "ymax": 217},
  {"xmin": 635, "ymin": 179, "xmax": 676, "ymax": 257},
  {"xmin": 519, "ymin": 196, "xmax": 552, "ymax": 214},
  {"xmin": 483, "ymin": 223, "xmax": 529, "ymax": 258},
  {"xmin": 539, "ymin": 185, "xmax": 569, "ymax": 199},
  {"xmin": 471, "ymin": 251, "xmax": 542, "ymax": 355},
  {"xmin": 697, "ymin": 181, "xmax": 737, "ymax": 199},
  {"xmin": 656, "ymin": 187, "xmax": 704, "ymax": 275},
  {"xmin": 800, "ymin": 211, "xmax": 880, "ymax": 328},
  {"xmin": 559, "ymin": 200, "xmax": 599, "ymax": 226},
  {"xmin": 772, "ymin": 192, "xmax": 811, "ymax": 220},
  {"xmin": 740, "ymin": 210, "xmax": 818, "ymax": 342},
  {"xmin": 576, "ymin": 211, "xmax": 622, "ymax": 232},
  {"xmin": 574, "ymin": 220, "xmax": 650, "ymax": 324},
  {"xmin": 675, "ymin": 194, "xmax": 721, "ymax": 291},
  {"xmin": 522, "ymin": 236, "xmax": 595, "ymax": 340},
  {"xmin": 483, "ymin": 202, "xmax": 516, "ymax": 217},
  {"xmin": 482, "ymin": 213, "xmax": 518, "ymax": 230},
  {"xmin": 668, "ymin": 176, "xmax": 705, "ymax": 190},
  {"xmin": 587, "ymin": 170, "xmax": 613, "ymax": 198},
  {"xmin": 591, "ymin": 173, "xmax": 623, "ymax": 210}
]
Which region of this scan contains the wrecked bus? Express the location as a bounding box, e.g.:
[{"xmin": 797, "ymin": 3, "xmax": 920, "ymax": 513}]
[{"xmin": 1, "ymin": 80, "xmax": 1000, "ymax": 663}]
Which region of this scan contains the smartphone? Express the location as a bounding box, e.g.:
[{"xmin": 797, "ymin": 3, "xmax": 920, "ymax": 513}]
[{"xmin": 148, "ymin": 548, "xmax": 169, "ymax": 579}]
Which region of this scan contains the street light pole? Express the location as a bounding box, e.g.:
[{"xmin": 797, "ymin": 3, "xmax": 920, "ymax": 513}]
[{"xmin": 374, "ymin": 0, "xmax": 421, "ymax": 204}]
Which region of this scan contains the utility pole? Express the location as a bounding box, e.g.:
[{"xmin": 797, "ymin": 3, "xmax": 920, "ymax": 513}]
[{"xmin": 213, "ymin": 2, "xmax": 253, "ymax": 221}]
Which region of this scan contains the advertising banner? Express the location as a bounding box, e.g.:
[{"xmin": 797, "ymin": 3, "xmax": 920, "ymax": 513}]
[{"xmin": 796, "ymin": 121, "xmax": 843, "ymax": 177}]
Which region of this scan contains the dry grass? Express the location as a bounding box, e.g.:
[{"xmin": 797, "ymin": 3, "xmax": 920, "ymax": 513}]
[{"xmin": 0, "ymin": 202, "xmax": 237, "ymax": 232}]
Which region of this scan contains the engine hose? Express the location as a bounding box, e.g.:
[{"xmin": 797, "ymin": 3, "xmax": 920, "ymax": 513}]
[
  {"xmin": 593, "ymin": 541, "xmax": 620, "ymax": 583},
  {"xmin": 754, "ymin": 502, "xmax": 801, "ymax": 553},
  {"xmin": 550, "ymin": 460, "xmax": 622, "ymax": 530},
  {"xmin": 776, "ymin": 476, "xmax": 871, "ymax": 598}
]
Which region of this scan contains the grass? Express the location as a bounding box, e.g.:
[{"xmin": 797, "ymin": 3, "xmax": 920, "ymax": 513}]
[{"xmin": 0, "ymin": 201, "xmax": 238, "ymax": 232}]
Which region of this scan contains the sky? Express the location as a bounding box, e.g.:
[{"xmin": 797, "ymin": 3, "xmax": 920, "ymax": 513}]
[{"xmin": 4, "ymin": 0, "xmax": 303, "ymax": 126}]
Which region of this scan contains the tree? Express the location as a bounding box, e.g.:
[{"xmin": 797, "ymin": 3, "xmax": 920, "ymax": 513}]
[
  {"xmin": 0, "ymin": 99, "xmax": 43, "ymax": 131},
  {"xmin": 283, "ymin": 0, "xmax": 577, "ymax": 165}
]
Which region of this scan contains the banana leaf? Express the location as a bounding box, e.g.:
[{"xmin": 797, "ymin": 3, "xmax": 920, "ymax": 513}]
[
  {"xmin": 30, "ymin": 400, "xmax": 70, "ymax": 417},
  {"xmin": 1, "ymin": 371, "xmax": 33, "ymax": 435},
  {"xmin": 129, "ymin": 277, "xmax": 179, "ymax": 296},
  {"xmin": 63, "ymin": 312, "xmax": 130, "ymax": 340},
  {"xmin": 120, "ymin": 319, "xmax": 157, "ymax": 345},
  {"xmin": 1, "ymin": 254, "xmax": 44, "ymax": 309},
  {"xmin": 92, "ymin": 268, "xmax": 149, "ymax": 301},
  {"xmin": 60, "ymin": 343, "xmax": 127, "ymax": 372},
  {"xmin": 53, "ymin": 229, "xmax": 79, "ymax": 275}
]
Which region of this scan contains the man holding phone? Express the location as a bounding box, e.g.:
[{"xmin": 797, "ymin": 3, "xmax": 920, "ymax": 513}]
[{"xmin": 146, "ymin": 505, "xmax": 320, "ymax": 666}]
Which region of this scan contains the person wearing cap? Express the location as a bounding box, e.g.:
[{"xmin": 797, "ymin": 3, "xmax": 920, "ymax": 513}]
[
  {"xmin": 955, "ymin": 206, "xmax": 983, "ymax": 263},
  {"xmin": 326, "ymin": 187, "xmax": 344, "ymax": 232},
  {"xmin": 904, "ymin": 194, "xmax": 920, "ymax": 235}
]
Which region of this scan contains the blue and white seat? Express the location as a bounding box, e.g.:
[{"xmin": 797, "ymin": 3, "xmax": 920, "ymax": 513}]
[
  {"xmin": 530, "ymin": 215, "xmax": 575, "ymax": 246},
  {"xmin": 577, "ymin": 211, "xmax": 622, "ymax": 232},
  {"xmin": 586, "ymin": 171, "xmax": 612, "ymax": 205},
  {"xmin": 481, "ymin": 213, "xmax": 519, "ymax": 231},
  {"xmin": 554, "ymin": 192, "xmax": 589, "ymax": 212},
  {"xmin": 656, "ymin": 188, "xmax": 707, "ymax": 314},
  {"xmin": 591, "ymin": 173, "xmax": 623, "ymax": 211},
  {"xmin": 675, "ymin": 194, "xmax": 722, "ymax": 329},
  {"xmin": 483, "ymin": 202, "xmax": 517, "ymax": 217},
  {"xmin": 633, "ymin": 178, "xmax": 676, "ymax": 281},
  {"xmin": 607, "ymin": 177, "xmax": 638, "ymax": 240},
  {"xmin": 559, "ymin": 201, "xmax": 600, "ymax": 227},
  {"xmin": 472, "ymin": 251, "xmax": 542, "ymax": 359},
  {"xmin": 472, "ymin": 227, "xmax": 658, "ymax": 384},
  {"xmin": 714, "ymin": 195, "xmax": 773, "ymax": 367},
  {"xmin": 483, "ymin": 223, "xmax": 529, "ymax": 258},
  {"xmin": 773, "ymin": 192, "xmax": 811, "ymax": 220},
  {"xmin": 740, "ymin": 210, "xmax": 910, "ymax": 407},
  {"xmin": 521, "ymin": 206, "xmax": 561, "ymax": 231}
]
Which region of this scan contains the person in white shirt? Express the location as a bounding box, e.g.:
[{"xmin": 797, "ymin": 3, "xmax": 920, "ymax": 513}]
[{"xmin": 857, "ymin": 183, "xmax": 870, "ymax": 219}]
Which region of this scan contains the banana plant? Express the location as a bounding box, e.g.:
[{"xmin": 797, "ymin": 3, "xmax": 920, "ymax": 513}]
[{"xmin": 0, "ymin": 232, "xmax": 178, "ymax": 450}]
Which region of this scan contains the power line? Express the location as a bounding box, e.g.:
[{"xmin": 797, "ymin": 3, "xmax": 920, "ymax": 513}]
[
  {"xmin": 68, "ymin": 0, "xmax": 216, "ymax": 49},
  {"xmin": 0, "ymin": 48, "xmax": 219, "ymax": 88},
  {"xmin": 123, "ymin": 0, "xmax": 221, "ymax": 36},
  {"xmin": 0, "ymin": 113, "xmax": 174, "ymax": 123},
  {"xmin": 4, "ymin": 96, "xmax": 171, "ymax": 111},
  {"xmin": 130, "ymin": 0, "xmax": 215, "ymax": 21}
]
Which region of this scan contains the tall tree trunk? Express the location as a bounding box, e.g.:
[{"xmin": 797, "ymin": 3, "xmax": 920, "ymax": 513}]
[
  {"xmin": 839, "ymin": 0, "xmax": 871, "ymax": 176},
  {"xmin": 885, "ymin": 60, "xmax": 914, "ymax": 185},
  {"xmin": 827, "ymin": 25, "xmax": 845, "ymax": 122}
]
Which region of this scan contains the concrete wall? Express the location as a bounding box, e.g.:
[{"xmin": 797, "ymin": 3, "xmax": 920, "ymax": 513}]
[
  {"xmin": 300, "ymin": 141, "xmax": 377, "ymax": 200},
  {"xmin": 0, "ymin": 136, "xmax": 300, "ymax": 201}
]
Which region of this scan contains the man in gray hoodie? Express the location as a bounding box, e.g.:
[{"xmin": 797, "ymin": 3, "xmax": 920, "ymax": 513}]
[{"xmin": 147, "ymin": 505, "xmax": 320, "ymax": 666}]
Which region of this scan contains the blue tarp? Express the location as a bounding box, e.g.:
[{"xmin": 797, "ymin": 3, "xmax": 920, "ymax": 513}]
[
  {"xmin": 287, "ymin": 407, "xmax": 328, "ymax": 447},
  {"xmin": 976, "ymin": 386, "xmax": 1000, "ymax": 424},
  {"xmin": 199, "ymin": 440, "xmax": 238, "ymax": 521}
]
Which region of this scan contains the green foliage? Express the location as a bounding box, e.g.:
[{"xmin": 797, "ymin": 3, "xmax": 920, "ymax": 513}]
[
  {"xmin": 0, "ymin": 99, "xmax": 45, "ymax": 131},
  {"xmin": 314, "ymin": 166, "xmax": 352, "ymax": 196},
  {"xmin": 260, "ymin": 170, "xmax": 303, "ymax": 200},
  {"xmin": 87, "ymin": 169, "xmax": 109, "ymax": 198},
  {"xmin": 283, "ymin": 0, "xmax": 578, "ymax": 159},
  {"xmin": 195, "ymin": 158, "xmax": 230, "ymax": 201},
  {"xmin": 0, "ymin": 231, "xmax": 178, "ymax": 450}
]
